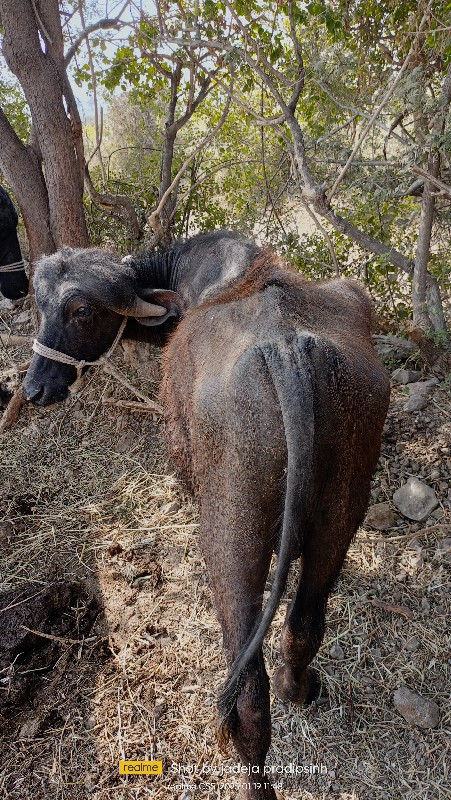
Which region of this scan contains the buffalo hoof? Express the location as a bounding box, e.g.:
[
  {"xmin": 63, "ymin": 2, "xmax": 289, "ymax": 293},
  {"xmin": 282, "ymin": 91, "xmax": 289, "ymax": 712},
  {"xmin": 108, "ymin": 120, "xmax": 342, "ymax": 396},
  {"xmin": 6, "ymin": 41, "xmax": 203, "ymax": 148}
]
[{"xmin": 272, "ymin": 665, "xmax": 321, "ymax": 706}]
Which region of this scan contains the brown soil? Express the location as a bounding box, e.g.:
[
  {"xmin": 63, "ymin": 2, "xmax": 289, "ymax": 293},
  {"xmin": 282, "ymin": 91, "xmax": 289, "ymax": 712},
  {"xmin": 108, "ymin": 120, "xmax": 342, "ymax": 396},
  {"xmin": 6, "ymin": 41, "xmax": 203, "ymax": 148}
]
[{"xmin": 0, "ymin": 298, "xmax": 449, "ymax": 800}]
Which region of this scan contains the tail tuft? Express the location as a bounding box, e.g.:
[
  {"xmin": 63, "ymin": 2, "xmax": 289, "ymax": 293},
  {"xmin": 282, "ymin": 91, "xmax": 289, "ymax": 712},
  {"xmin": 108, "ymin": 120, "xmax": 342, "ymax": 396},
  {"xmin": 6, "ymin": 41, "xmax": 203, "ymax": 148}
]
[{"xmin": 217, "ymin": 664, "xmax": 248, "ymax": 737}]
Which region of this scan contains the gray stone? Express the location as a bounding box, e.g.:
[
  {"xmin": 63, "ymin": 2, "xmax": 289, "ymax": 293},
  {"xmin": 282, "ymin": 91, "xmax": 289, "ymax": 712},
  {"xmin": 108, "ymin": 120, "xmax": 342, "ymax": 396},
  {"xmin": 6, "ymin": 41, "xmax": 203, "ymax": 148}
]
[
  {"xmin": 403, "ymin": 394, "xmax": 428, "ymax": 412},
  {"xmin": 404, "ymin": 637, "xmax": 420, "ymax": 652},
  {"xmin": 14, "ymin": 310, "xmax": 30, "ymax": 325},
  {"xmin": 365, "ymin": 502, "xmax": 395, "ymax": 531},
  {"xmin": 408, "ymin": 379, "xmax": 439, "ymax": 396},
  {"xmin": 393, "ymin": 478, "xmax": 439, "ymax": 522},
  {"xmin": 115, "ymin": 431, "xmax": 137, "ymax": 453},
  {"xmin": 161, "ymin": 500, "xmax": 181, "ymax": 515},
  {"xmin": 19, "ymin": 718, "xmax": 41, "ymax": 738},
  {"xmin": 329, "ymin": 643, "xmax": 345, "ymax": 660},
  {"xmin": 391, "ymin": 369, "xmax": 422, "ymax": 384},
  {"xmin": 393, "ymin": 685, "xmax": 439, "ymax": 728}
]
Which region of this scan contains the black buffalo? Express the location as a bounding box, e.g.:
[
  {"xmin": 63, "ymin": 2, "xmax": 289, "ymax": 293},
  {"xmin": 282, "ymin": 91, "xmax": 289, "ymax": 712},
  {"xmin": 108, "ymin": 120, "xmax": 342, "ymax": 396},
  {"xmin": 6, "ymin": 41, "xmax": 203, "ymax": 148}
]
[
  {"xmin": 24, "ymin": 231, "xmax": 390, "ymax": 799},
  {"xmin": 0, "ymin": 186, "xmax": 28, "ymax": 300}
]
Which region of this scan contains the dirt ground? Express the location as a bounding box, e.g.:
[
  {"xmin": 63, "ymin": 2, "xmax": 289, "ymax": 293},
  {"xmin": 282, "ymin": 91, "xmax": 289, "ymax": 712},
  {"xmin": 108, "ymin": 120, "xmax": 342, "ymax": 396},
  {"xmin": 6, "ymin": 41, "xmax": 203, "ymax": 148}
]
[{"xmin": 0, "ymin": 297, "xmax": 450, "ymax": 800}]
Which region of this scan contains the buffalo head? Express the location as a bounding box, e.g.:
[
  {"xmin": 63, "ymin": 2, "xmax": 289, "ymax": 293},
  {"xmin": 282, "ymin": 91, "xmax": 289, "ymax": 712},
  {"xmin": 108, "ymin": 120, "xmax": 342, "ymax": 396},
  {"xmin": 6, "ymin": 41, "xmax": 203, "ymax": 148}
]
[{"xmin": 23, "ymin": 247, "xmax": 180, "ymax": 405}]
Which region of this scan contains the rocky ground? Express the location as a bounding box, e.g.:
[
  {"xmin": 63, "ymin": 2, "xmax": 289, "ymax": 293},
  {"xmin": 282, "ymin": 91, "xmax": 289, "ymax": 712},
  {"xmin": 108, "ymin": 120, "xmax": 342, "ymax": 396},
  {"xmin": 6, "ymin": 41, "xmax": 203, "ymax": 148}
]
[{"xmin": 0, "ymin": 295, "xmax": 449, "ymax": 800}]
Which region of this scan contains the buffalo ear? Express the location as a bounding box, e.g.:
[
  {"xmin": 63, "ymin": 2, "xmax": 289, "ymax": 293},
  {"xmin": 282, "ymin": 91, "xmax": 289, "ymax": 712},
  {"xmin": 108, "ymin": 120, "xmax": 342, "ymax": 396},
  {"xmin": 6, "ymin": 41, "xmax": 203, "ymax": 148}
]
[{"xmin": 134, "ymin": 288, "xmax": 184, "ymax": 327}]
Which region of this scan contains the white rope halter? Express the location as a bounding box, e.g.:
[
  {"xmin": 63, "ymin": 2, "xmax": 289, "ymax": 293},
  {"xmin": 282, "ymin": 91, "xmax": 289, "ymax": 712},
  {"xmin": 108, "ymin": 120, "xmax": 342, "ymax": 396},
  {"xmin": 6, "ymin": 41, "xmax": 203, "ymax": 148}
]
[
  {"xmin": 32, "ymin": 317, "xmax": 128, "ymax": 379},
  {"xmin": 0, "ymin": 259, "xmax": 27, "ymax": 273}
]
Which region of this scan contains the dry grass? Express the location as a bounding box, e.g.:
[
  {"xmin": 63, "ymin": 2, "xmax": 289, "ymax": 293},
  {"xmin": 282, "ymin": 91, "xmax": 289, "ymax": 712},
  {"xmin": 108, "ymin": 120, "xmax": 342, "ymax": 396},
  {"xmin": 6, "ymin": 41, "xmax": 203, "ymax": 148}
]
[{"xmin": 0, "ymin": 317, "xmax": 450, "ymax": 800}]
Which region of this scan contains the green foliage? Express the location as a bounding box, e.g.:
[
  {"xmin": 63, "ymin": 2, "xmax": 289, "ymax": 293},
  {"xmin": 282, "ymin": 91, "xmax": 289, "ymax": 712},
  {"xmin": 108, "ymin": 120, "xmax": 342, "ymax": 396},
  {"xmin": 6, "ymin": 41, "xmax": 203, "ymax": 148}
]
[
  {"xmin": 0, "ymin": 72, "xmax": 30, "ymax": 142},
  {"xmin": 2, "ymin": 0, "xmax": 449, "ymax": 335}
]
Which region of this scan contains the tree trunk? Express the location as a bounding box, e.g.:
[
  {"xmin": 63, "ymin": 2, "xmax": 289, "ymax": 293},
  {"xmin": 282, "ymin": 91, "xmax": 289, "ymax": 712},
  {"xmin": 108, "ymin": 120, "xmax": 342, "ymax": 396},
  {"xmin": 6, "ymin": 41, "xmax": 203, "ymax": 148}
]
[
  {"xmin": 412, "ymin": 174, "xmax": 435, "ymax": 332},
  {"xmin": 0, "ymin": 108, "xmax": 55, "ymax": 259},
  {"xmin": 1, "ymin": 0, "xmax": 89, "ymax": 249},
  {"xmin": 158, "ymin": 128, "xmax": 177, "ymax": 243}
]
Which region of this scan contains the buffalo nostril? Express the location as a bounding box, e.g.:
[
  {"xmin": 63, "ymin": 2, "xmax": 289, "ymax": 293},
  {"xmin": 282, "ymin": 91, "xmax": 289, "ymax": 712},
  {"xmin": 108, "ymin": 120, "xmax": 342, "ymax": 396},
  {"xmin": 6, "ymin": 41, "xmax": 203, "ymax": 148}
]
[{"xmin": 23, "ymin": 383, "xmax": 44, "ymax": 402}]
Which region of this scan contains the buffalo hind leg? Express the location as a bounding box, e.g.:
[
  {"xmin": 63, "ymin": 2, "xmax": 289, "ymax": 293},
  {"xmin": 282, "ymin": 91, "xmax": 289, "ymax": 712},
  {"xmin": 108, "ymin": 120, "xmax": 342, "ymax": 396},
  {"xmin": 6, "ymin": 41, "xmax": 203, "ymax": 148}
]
[
  {"xmin": 199, "ymin": 512, "xmax": 277, "ymax": 800},
  {"xmin": 273, "ymin": 516, "xmax": 355, "ymax": 706}
]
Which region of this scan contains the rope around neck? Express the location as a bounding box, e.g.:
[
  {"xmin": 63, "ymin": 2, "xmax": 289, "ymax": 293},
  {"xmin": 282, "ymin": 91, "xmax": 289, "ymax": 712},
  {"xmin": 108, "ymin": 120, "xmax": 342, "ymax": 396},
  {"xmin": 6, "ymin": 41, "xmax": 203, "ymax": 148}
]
[
  {"xmin": 32, "ymin": 317, "xmax": 128, "ymax": 379},
  {"xmin": 0, "ymin": 259, "xmax": 27, "ymax": 273}
]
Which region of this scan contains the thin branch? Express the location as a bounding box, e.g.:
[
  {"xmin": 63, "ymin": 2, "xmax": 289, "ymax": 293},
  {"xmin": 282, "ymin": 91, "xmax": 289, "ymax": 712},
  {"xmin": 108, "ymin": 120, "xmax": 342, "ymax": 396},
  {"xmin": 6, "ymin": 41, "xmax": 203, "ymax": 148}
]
[
  {"xmin": 213, "ymin": 75, "xmax": 285, "ymax": 126},
  {"xmin": 224, "ymin": 1, "xmax": 295, "ymax": 88},
  {"xmin": 383, "ymin": 112, "xmax": 404, "ymax": 159},
  {"xmin": 148, "ymin": 80, "xmax": 234, "ymax": 235},
  {"xmin": 315, "ymin": 80, "xmax": 407, "ymax": 144},
  {"xmin": 139, "ymin": 48, "xmax": 173, "ymax": 78},
  {"xmin": 412, "ymin": 165, "xmax": 451, "ymax": 198},
  {"xmin": 78, "ymin": 0, "xmax": 106, "ymax": 186},
  {"xmin": 64, "ymin": 2, "xmax": 130, "ymax": 65},
  {"xmin": 298, "ymin": 191, "xmax": 340, "ymax": 276},
  {"xmin": 170, "ymin": 158, "xmax": 267, "ymax": 219},
  {"xmin": 286, "ymin": 0, "xmax": 304, "ymax": 112},
  {"xmin": 258, "ymin": 85, "xmax": 287, "ymax": 235},
  {"xmin": 30, "ymin": 0, "xmax": 53, "ymax": 45},
  {"xmin": 328, "ymin": 3, "xmax": 433, "ymax": 201},
  {"xmin": 324, "ymin": 207, "xmax": 414, "ymax": 275},
  {"xmin": 84, "ymin": 166, "xmax": 141, "ymax": 241},
  {"xmin": 172, "ymin": 70, "xmax": 217, "ymax": 133}
]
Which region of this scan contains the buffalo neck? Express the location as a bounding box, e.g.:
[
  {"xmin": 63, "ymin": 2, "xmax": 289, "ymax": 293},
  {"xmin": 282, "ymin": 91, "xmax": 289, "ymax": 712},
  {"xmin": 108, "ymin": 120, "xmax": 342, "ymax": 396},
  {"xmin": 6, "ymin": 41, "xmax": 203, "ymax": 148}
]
[
  {"xmin": 132, "ymin": 232, "xmax": 260, "ymax": 310},
  {"xmin": 133, "ymin": 248, "xmax": 182, "ymax": 294},
  {"xmin": 0, "ymin": 228, "xmax": 22, "ymax": 267}
]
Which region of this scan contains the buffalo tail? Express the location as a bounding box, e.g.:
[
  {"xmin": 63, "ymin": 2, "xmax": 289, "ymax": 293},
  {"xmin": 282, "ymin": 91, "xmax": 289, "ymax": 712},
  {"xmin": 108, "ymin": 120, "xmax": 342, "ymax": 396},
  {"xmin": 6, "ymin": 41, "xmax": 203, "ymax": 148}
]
[{"xmin": 217, "ymin": 334, "xmax": 315, "ymax": 736}]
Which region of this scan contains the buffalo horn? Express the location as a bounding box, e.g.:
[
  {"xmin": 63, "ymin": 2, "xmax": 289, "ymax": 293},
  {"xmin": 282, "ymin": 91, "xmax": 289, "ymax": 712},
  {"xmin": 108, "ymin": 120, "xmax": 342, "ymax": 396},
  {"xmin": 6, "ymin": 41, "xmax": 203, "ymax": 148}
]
[{"xmin": 112, "ymin": 297, "xmax": 167, "ymax": 318}]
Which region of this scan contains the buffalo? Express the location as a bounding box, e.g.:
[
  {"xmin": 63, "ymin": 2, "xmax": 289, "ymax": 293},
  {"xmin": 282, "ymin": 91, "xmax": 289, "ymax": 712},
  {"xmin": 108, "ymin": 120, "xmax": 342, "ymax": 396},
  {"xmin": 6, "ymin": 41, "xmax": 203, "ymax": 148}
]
[
  {"xmin": 0, "ymin": 186, "xmax": 29, "ymax": 300},
  {"xmin": 24, "ymin": 231, "xmax": 390, "ymax": 799}
]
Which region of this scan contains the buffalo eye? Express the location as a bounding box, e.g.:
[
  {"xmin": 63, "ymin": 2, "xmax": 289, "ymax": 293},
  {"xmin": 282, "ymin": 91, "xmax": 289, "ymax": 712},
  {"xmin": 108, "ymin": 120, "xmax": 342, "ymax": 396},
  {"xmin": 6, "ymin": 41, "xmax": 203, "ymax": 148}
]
[{"xmin": 73, "ymin": 305, "xmax": 93, "ymax": 318}]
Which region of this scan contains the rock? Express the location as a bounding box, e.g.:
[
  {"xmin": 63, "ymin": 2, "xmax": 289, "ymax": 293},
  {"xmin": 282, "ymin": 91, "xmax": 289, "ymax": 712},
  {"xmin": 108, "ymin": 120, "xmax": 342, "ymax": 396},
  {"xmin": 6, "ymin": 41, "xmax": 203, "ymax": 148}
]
[
  {"xmin": 404, "ymin": 637, "xmax": 420, "ymax": 652},
  {"xmin": 430, "ymin": 469, "xmax": 441, "ymax": 480},
  {"xmin": 0, "ymin": 521, "xmax": 13, "ymax": 544},
  {"xmin": 14, "ymin": 310, "xmax": 30, "ymax": 325},
  {"xmin": 329, "ymin": 643, "xmax": 345, "ymax": 660},
  {"xmin": 117, "ymin": 562, "xmax": 138, "ymax": 584},
  {"xmin": 115, "ymin": 431, "xmax": 137, "ymax": 453},
  {"xmin": 393, "ymin": 685, "xmax": 439, "ymax": 728},
  {"xmin": 420, "ymin": 597, "xmax": 430, "ymax": 615},
  {"xmin": 365, "ymin": 502, "xmax": 395, "ymax": 531},
  {"xmin": 391, "ymin": 369, "xmax": 422, "ymax": 384},
  {"xmin": 161, "ymin": 500, "xmax": 181, "ymax": 515},
  {"xmin": 403, "ymin": 394, "xmax": 428, "ymax": 412},
  {"xmin": 393, "ymin": 478, "xmax": 439, "ymax": 522},
  {"xmin": 0, "ymin": 297, "xmax": 13, "ymax": 311},
  {"xmin": 408, "ymin": 379, "xmax": 439, "ymax": 396},
  {"xmin": 19, "ymin": 718, "xmax": 41, "ymax": 738}
]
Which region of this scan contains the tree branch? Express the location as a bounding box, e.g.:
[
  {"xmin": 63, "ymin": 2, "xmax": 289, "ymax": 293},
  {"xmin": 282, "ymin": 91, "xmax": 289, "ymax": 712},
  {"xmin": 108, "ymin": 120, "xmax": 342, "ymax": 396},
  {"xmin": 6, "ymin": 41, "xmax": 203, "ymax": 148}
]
[
  {"xmin": 323, "ymin": 207, "xmax": 414, "ymax": 275},
  {"xmin": 64, "ymin": 2, "xmax": 130, "ymax": 66},
  {"xmin": 315, "ymin": 80, "xmax": 407, "ymax": 144},
  {"xmin": 328, "ymin": 3, "xmax": 433, "ymax": 201},
  {"xmin": 412, "ymin": 165, "xmax": 451, "ymax": 198},
  {"xmin": 148, "ymin": 81, "xmax": 234, "ymax": 237},
  {"xmin": 300, "ymin": 196, "xmax": 340, "ymax": 276},
  {"xmin": 84, "ymin": 166, "xmax": 141, "ymax": 242}
]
